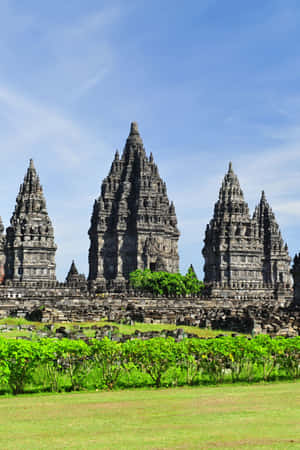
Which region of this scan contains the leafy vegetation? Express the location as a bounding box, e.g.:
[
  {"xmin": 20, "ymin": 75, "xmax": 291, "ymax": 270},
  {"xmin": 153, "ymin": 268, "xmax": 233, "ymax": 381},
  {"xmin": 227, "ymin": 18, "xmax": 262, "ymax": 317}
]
[
  {"xmin": 129, "ymin": 267, "xmax": 204, "ymax": 296},
  {"xmin": 0, "ymin": 335, "xmax": 300, "ymax": 395}
]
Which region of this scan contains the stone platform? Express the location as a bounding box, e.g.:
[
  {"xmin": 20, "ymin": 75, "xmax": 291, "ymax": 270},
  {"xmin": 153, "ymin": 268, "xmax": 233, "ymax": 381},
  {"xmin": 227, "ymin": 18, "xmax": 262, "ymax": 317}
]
[{"xmin": 0, "ymin": 283, "xmax": 298, "ymax": 336}]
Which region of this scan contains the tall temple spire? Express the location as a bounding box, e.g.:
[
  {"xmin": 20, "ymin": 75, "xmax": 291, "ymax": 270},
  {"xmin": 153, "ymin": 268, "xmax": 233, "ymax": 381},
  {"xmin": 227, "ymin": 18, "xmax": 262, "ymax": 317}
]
[
  {"xmin": 5, "ymin": 160, "xmax": 57, "ymax": 281},
  {"xmin": 203, "ymin": 164, "xmax": 291, "ymax": 290},
  {"xmin": 216, "ymin": 162, "xmax": 249, "ymax": 219},
  {"xmin": 88, "ymin": 122, "xmax": 179, "ymax": 285},
  {"xmin": 0, "ymin": 216, "xmax": 5, "ymax": 283},
  {"xmin": 253, "ymin": 191, "xmax": 290, "ymax": 285},
  {"xmin": 203, "ymin": 163, "xmax": 263, "ymax": 286}
]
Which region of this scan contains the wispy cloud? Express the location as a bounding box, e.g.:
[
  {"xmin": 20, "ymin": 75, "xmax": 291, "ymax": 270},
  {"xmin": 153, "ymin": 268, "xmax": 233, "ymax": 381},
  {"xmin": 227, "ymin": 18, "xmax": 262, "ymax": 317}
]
[
  {"xmin": 72, "ymin": 70, "xmax": 109, "ymax": 100},
  {"xmin": 40, "ymin": 6, "xmax": 123, "ymax": 103},
  {"xmin": 0, "ymin": 84, "xmax": 99, "ymax": 167},
  {"xmin": 0, "ymin": 82, "xmax": 112, "ymax": 279}
]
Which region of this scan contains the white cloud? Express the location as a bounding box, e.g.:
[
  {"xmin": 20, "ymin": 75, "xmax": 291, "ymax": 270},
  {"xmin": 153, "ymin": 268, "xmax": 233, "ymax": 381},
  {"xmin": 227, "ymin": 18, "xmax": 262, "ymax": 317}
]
[
  {"xmin": 0, "ymin": 84, "xmax": 101, "ymax": 167},
  {"xmin": 0, "ymin": 82, "xmax": 112, "ymax": 279}
]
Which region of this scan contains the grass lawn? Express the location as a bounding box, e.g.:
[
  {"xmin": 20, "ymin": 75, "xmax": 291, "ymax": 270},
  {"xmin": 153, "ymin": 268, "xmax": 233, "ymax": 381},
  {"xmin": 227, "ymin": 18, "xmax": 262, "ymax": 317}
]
[
  {"xmin": 0, "ymin": 382, "xmax": 299, "ymax": 449},
  {"xmin": 0, "ymin": 317, "xmax": 242, "ymax": 339}
]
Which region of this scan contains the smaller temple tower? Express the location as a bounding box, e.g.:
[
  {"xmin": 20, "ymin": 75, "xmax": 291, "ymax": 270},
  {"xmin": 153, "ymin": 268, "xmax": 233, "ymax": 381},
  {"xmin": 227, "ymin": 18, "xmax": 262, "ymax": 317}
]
[
  {"xmin": 203, "ymin": 162, "xmax": 292, "ymax": 293},
  {"xmin": 253, "ymin": 191, "xmax": 291, "ymax": 285},
  {"xmin": 66, "ymin": 260, "xmax": 86, "ymax": 284},
  {"xmin": 5, "ymin": 159, "xmax": 57, "ymax": 281},
  {"xmin": 0, "ymin": 218, "xmax": 5, "ymax": 283},
  {"xmin": 202, "ymin": 162, "xmax": 263, "ymax": 287},
  {"xmin": 291, "ymin": 254, "xmax": 300, "ymax": 305}
]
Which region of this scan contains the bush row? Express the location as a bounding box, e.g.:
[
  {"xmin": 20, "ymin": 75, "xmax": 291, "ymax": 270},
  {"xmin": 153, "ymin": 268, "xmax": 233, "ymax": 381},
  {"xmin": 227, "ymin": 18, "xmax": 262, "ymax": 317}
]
[{"xmin": 0, "ymin": 335, "xmax": 300, "ymax": 395}]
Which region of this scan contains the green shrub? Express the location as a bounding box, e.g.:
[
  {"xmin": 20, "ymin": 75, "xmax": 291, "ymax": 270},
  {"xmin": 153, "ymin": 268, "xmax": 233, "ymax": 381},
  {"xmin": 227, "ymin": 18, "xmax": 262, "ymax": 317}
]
[
  {"xmin": 6, "ymin": 339, "xmax": 42, "ymax": 394},
  {"xmin": 129, "ymin": 268, "xmax": 204, "ymax": 296},
  {"xmin": 90, "ymin": 338, "xmax": 123, "ymax": 389},
  {"xmin": 0, "ymin": 335, "xmax": 299, "ymax": 394}
]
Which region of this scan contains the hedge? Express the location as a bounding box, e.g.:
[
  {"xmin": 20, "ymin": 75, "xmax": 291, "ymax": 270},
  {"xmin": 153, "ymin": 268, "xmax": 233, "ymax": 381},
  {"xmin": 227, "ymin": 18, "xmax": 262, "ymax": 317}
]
[{"xmin": 0, "ymin": 335, "xmax": 299, "ymax": 394}]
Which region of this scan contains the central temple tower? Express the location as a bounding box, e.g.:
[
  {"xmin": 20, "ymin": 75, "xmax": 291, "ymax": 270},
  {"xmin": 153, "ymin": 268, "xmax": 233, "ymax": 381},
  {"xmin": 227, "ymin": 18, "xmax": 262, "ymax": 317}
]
[{"xmin": 88, "ymin": 122, "xmax": 180, "ymax": 285}]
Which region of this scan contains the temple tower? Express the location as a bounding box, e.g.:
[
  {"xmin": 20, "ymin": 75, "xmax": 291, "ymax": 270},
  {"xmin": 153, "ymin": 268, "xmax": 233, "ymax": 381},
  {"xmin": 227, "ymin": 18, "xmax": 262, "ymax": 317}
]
[
  {"xmin": 253, "ymin": 191, "xmax": 291, "ymax": 285},
  {"xmin": 88, "ymin": 122, "xmax": 180, "ymax": 284},
  {"xmin": 66, "ymin": 260, "xmax": 86, "ymax": 284},
  {"xmin": 202, "ymin": 163, "xmax": 263, "ymax": 287},
  {"xmin": 5, "ymin": 159, "xmax": 57, "ymax": 281},
  {"xmin": 291, "ymin": 253, "xmax": 300, "ymax": 305},
  {"xmin": 0, "ymin": 218, "xmax": 5, "ymax": 283}
]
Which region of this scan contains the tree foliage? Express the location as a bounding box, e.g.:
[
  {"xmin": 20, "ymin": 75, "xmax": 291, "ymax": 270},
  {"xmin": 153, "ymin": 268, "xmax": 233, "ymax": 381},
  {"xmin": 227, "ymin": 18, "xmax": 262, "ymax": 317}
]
[{"xmin": 129, "ymin": 268, "xmax": 204, "ymax": 296}]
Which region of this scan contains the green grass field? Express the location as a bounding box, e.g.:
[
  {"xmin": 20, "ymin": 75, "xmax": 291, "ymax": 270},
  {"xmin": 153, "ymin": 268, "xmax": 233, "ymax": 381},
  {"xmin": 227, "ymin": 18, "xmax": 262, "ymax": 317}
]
[
  {"xmin": 0, "ymin": 317, "xmax": 241, "ymax": 339},
  {"xmin": 0, "ymin": 382, "xmax": 299, "ymax": 449}
]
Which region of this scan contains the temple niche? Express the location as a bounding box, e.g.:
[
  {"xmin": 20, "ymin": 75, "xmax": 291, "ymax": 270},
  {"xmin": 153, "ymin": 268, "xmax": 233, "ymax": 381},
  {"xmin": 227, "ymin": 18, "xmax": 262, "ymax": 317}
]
[
  {"xmin": 5, "ymin": 159, "xmax": 57, "ymax": 281},
  {"xmin": 203, "ymin": 163, "xmax": 291, "ymax": 289},
  {"xmin": 88, "ymin": 122, "xmax": 180, "ymax": 286}
]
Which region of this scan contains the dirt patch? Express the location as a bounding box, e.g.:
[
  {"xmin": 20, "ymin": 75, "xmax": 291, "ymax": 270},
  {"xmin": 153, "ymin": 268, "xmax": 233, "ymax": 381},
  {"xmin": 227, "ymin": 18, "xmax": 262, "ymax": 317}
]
[{"xmin": 202, "ymin": 438, "xmax": 300, "ymax": 448}]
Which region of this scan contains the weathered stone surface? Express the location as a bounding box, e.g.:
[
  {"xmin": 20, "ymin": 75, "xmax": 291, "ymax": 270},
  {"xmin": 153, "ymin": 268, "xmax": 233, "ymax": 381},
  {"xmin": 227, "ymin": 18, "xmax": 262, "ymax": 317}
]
[
  {"xmin": 253, "ymin": 191, "xmax": 291, "ymax": 285},
  {"xmin": 203, "ymin": 163, "xmax": 291, "ymax": 291},
  {"xmin": 292, "ymin": 253, "xmax": 300, "ymax": 305},
  {"xmin": 66, "ymin": 260, "xmax": 86, "ymax": 285},
  {"xmin": 5, "ymin": 159, "xmax": 57, "ymax": 281},
  {"xmin": 0, "ymin": 283, "xmax": 298, "ymax": 336},
  {"xmin": 88, "ymin": 122, "xmax": 180, "ymax": 286}
]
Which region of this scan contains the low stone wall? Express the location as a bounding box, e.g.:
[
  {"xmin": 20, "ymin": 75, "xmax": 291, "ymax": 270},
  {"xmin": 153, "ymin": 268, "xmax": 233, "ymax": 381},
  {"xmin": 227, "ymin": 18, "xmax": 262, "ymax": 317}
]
[{"xmin": 0, "ymin": 284, "xmax": 298, "ymax": 336}]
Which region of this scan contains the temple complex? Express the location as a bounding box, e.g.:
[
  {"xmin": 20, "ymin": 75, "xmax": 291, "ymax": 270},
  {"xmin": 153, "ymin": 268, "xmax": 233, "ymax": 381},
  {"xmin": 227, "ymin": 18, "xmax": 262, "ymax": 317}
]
[
  {"xmin": 88, "ymin": 122, "xmax": 180, "ymax": 286},
  {"xmin": 0, "ymin": 128, "xmax": 298, "ymax": 333},
  {"xmin": 203, "ymin": 163, "xmax": 291, "ymax": 289}
]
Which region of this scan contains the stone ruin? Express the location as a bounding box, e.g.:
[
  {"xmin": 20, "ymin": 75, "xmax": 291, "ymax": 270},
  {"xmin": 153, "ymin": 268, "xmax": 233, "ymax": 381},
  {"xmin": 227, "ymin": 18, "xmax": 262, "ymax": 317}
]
[{"xmin": 0, "ymin": 122, "xmax": 299, "ymax": 335}]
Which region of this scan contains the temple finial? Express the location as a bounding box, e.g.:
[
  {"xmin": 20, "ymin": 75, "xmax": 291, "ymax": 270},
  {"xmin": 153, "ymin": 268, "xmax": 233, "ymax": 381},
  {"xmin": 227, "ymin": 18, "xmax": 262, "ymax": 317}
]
[
  {"xmin": 29, "ymin": 158, "xmax": 35, "ymax": 170},
  {"xmin": 126, "ymin": 121, "xmax": 143, "ymax": 146},
  {"xmin": 261, "ymin": 190, "xmax": 266, "ymax": 202},
  {"xmin": 130, "ymin": 122, "xmax": 139, "ymax": 136},
  {"xmin": 228, "ymin": 161, "xmax": 233, "ymax": 173}
]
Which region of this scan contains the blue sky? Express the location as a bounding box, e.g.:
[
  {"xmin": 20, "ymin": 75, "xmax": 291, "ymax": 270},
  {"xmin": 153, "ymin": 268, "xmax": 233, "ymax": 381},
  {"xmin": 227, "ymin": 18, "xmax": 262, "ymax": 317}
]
[{"xmin": 0, "ymin": 0, "xmax": 300, "ymax": 280}]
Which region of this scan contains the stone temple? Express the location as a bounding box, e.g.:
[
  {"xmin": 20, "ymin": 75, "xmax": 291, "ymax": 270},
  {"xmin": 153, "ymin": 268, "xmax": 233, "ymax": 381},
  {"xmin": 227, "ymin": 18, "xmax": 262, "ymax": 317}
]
[
  {"xmin": 3, "ymin": 159, "xmax": 57, "ymax": 282},
  {"xmin": 202, "ymin": 162, "xmax": 291, "ymax": 289},
  {"xmin": 0, "ymin": 126, "xmax": 299, "ymax": 334},
  {"xmin": 88, "ymin": 122, "xmax": 180, "ymax": 286}
]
